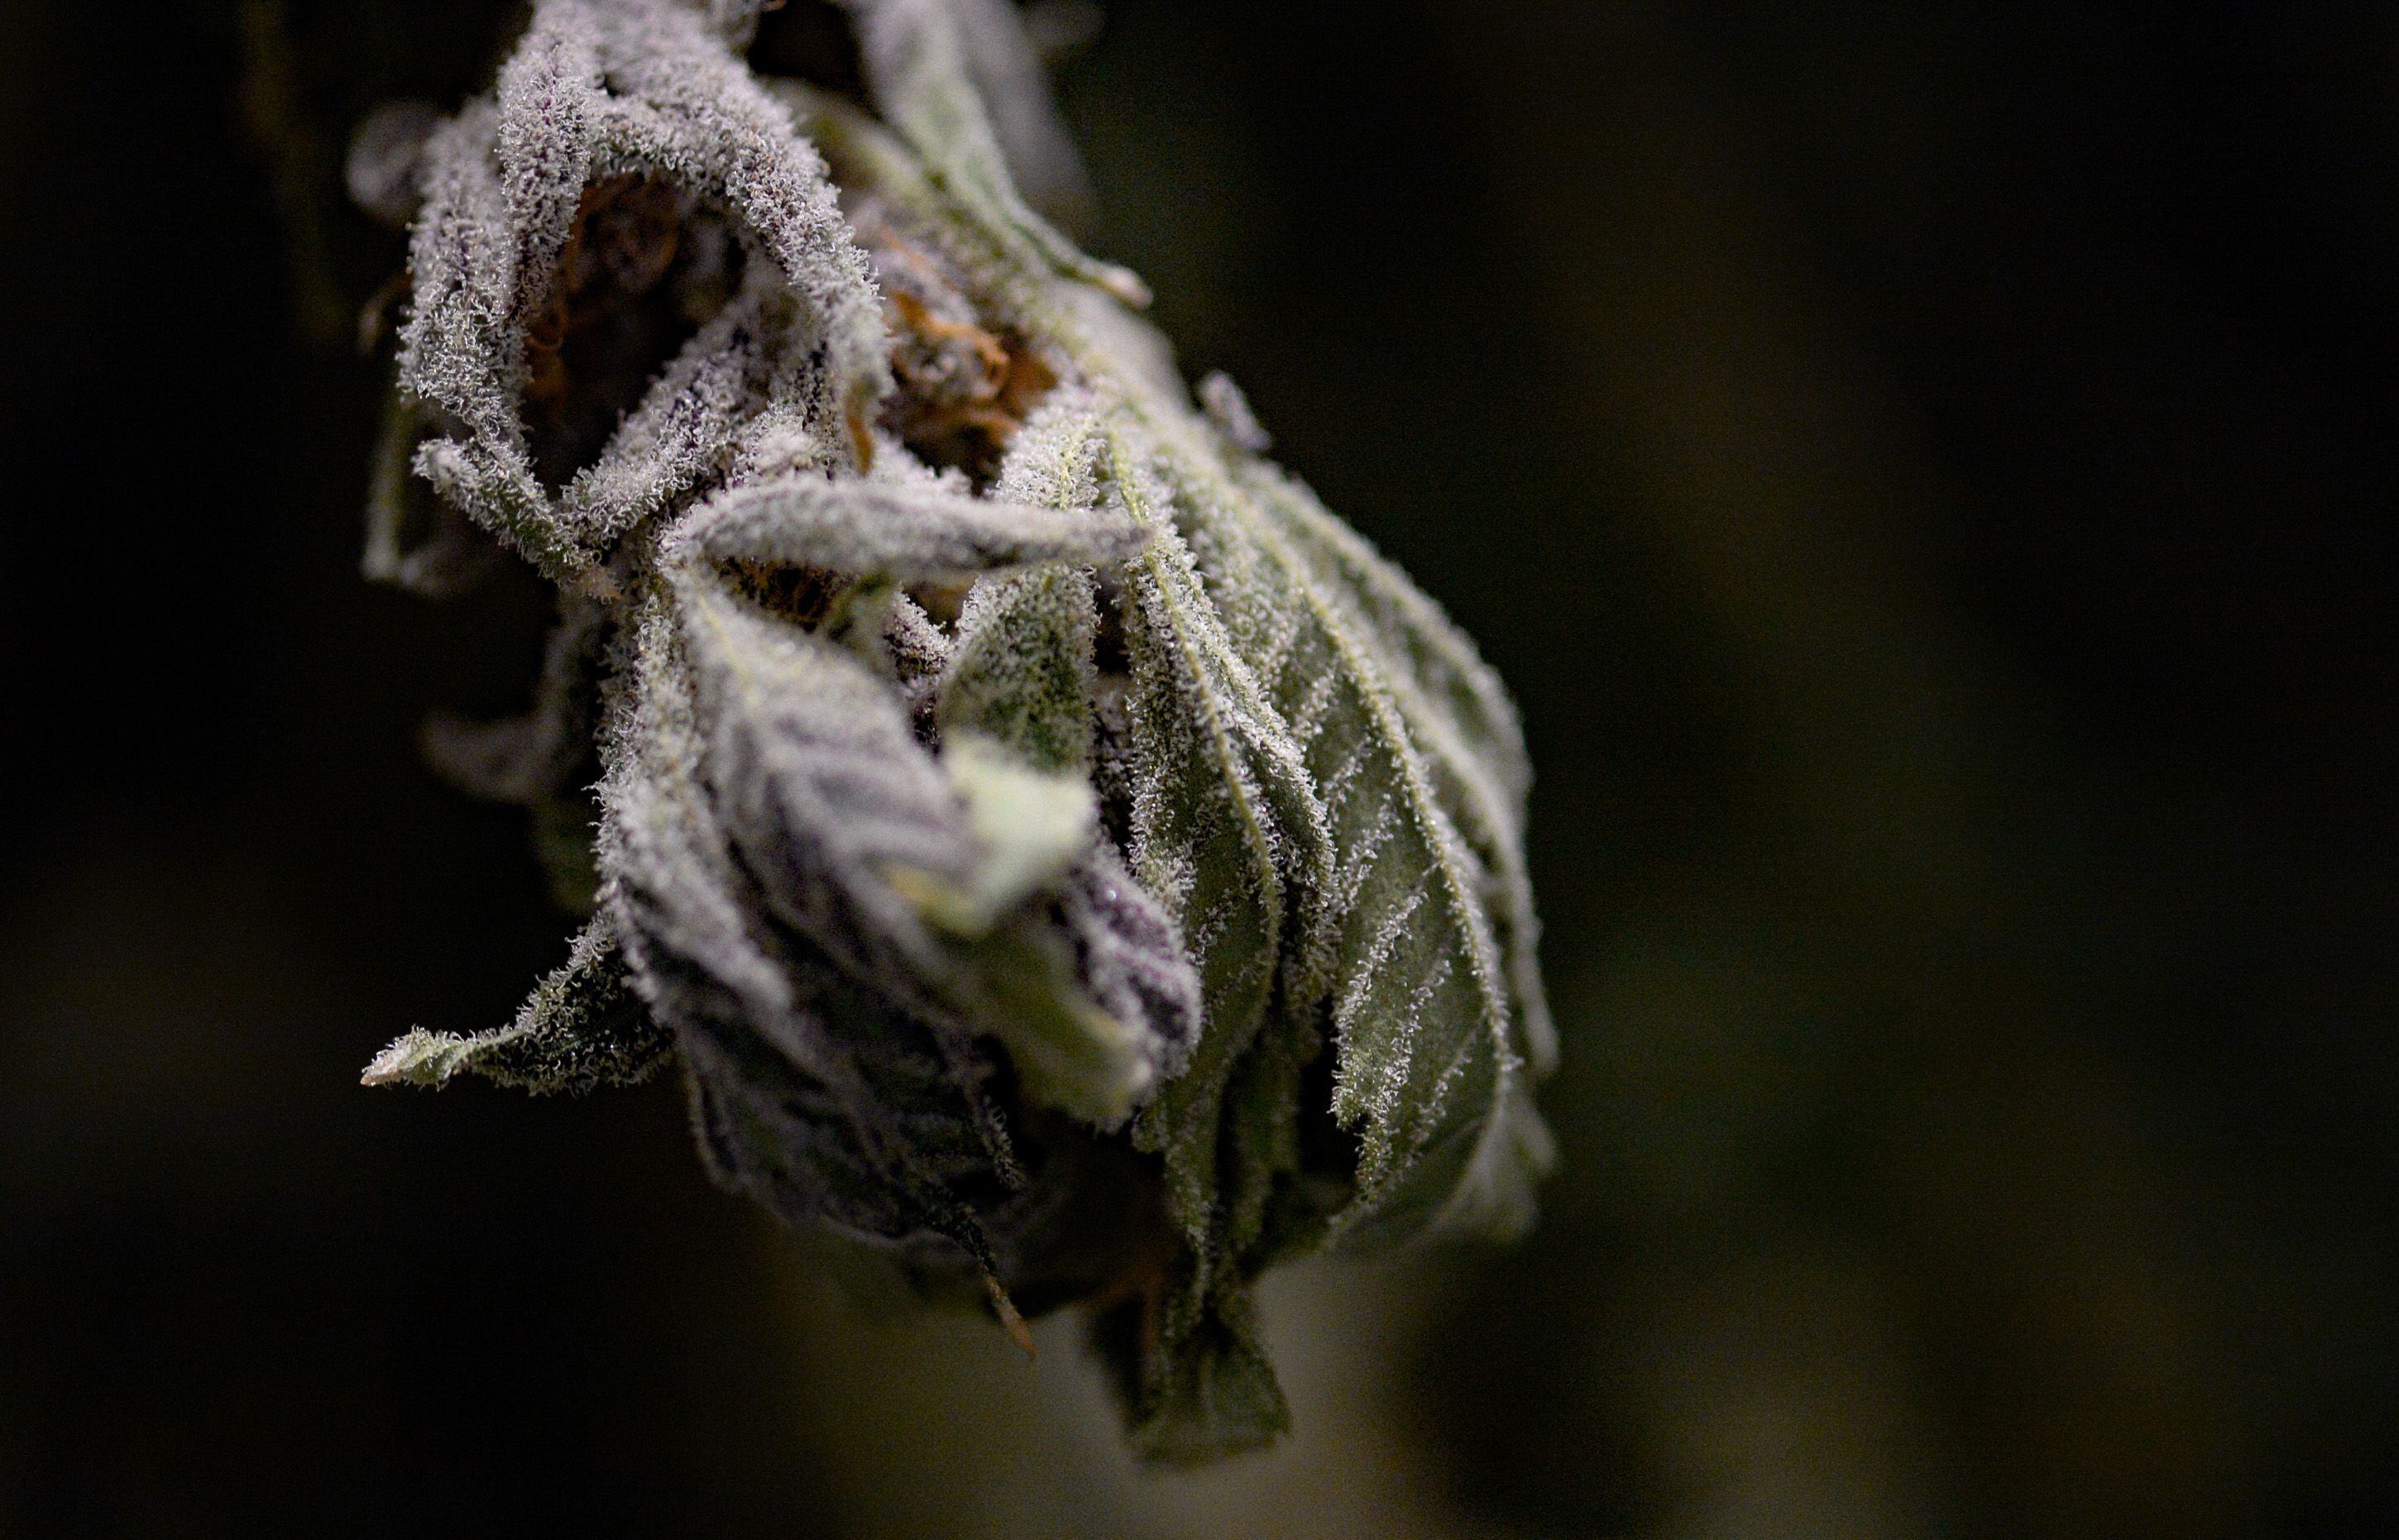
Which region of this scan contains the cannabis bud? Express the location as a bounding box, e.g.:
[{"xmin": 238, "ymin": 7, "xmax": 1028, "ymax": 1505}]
[{"xmin": 358, "ymin": 0, "xmax": 1552, "ymax": 1463}]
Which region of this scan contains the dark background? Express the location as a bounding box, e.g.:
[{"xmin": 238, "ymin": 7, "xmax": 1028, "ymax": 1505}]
[{"xmin": 3, "ymin": 2, "xmax": 2396, "ymax": 1534}]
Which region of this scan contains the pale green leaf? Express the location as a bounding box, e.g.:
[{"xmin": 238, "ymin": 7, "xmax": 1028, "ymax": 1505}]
[
  {"xmin": 911, "ymin": 733, "xmax": 1096, "ymax": 936},
  {"xmin": 670, "ymin": 470, "xmax": 1142, "ymax": 582}
]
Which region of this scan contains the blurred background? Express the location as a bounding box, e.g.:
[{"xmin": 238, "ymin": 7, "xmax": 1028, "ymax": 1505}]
[{"xmin": 4, "ymin": 2, "xmax": 2396, "ymax": 1534}]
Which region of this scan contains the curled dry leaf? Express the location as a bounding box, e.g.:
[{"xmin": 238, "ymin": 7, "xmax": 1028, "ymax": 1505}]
[{"xmin": 361, "ymin": 0, "xmax": 1550, "ymax": 1466}]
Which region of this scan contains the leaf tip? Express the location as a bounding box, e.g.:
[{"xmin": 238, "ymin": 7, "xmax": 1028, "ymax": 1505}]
[{"xmin": 361, "ymin": 1027, "xmax": 461, "ymax": 1089}]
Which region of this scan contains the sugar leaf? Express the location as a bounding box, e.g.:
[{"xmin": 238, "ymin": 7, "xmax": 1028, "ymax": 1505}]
[
  {"xmin": 362, "ymin": 917, "xmax": 668, "ymax": 1093},
  {"xmin": 670, "ymin": 471, "xmax": 1142, "ymax": 582},
  {"xmin": 399, "ymin": 0, "xmax": 888, "ymax": 578},
  {"xmin": 913, "ymin": 733, "xmax": 1096, "ymax": 936},
  {"xmin": 840, "ymin": 0, "xmax": 1147, "ymax": 304}
]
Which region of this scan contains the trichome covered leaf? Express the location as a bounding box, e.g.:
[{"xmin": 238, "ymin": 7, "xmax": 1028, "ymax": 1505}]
[{"xmin": 357, "ymin": 0, "xmax": 1552, "ymax": 1466}]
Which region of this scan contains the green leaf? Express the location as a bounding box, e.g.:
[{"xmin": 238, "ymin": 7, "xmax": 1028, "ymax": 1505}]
[
  {"xmin": 1103, "ymin": 1284, "xmax": 1290, "ymax": 1466},
  {"xmin": 936, "ymin": 535, "xmax": 1201, "ymax": 1127},
  {"xmin": 841, "ymin": 0, "xmax": 1148, "ymax": 304},
  {"xmin": 362, "ymin": 917, "xmax": 668, "ymax": 1093},
  {"xmin": 938, "ymin": 564, "xmax": 1099, "ymax": 774},
  {"xmin": 1137, "ymin": 414, "xmax": 1552, "ymax": 1246},
  {"xmin": 1070, "ymin": 414, "xmax": 1335, "ymax": 1449},
  {"xmin": 1097, "ymin": 419, "xmax": 1329, "ymax": 1235},
  {"xmin": 1238, "ymin": 460, "xmax": 1555, "ymax": 1074}
]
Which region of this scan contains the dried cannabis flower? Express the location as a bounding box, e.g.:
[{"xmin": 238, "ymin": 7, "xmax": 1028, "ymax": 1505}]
[{"xmin": 359, "ymin": 0, "xmax": 1554, "ymax": 1464}]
